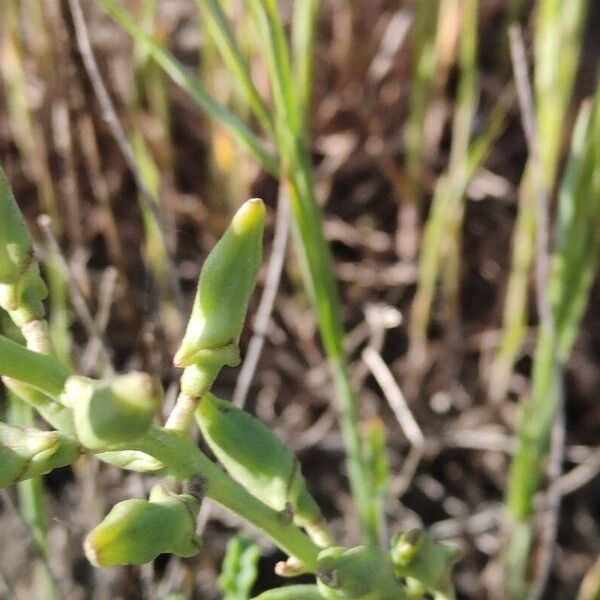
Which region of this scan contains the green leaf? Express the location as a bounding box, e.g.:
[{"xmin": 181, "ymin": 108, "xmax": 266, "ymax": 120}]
[
  {"xmin": 251, "ymin": 585, "xmax": 323, "ymax": 600},
  {"xmin": 218, "ymin": 535, "xmax": 260, "ymax": 600}
]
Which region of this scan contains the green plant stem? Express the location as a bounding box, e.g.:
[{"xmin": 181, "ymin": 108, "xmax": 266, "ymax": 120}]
[
  {"xmin": 127, "ymin": 427, "xmax": 321, "ymax": 572},
  {"xmin": 492, "ymin": 0, "xmax": 588, "ymax": 402}
]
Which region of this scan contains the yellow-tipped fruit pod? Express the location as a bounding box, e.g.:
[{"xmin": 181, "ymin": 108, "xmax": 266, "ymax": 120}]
[
  {"xmin": 196, "ymin": 394, "xmax": 328, "ymax": 538},
  {"xmin": 85, "ymin": 483, "xmax": 201, "ymax": 567},
  {"xmin": 316, "ymin": 546, "xmax": 407, "ymax": 600},
  {"xmin": 0, "ymin": 423, "xmax": 80, "ymax": 487},
  {"xmin": 174, "ymin": 198, "xmax": 265, "ymax": 368},
  {"xmin": 389, "ymin": 529, "xmax": 458, "ymax": 597},
  {"xmin": 63, "ymin": 372, "xmax": 162, "ymax": 449}
]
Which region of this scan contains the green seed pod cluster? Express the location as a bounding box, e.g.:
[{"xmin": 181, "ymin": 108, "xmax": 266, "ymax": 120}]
[
  {"xmin": 0, "ymin": 422, "xmax": 80, "ymax": 487},
  {"xmin": 0, "ymin": 166, "xmax": 48, "ymax": 328},
  {"xmin": 85, "ymin": 483, "xmax": 202, "ymax": 567},
  {"xmin": 196, "ymin": 394, "xmax": 329, "ymax": 540},
  {"xmin": 174, "ymin": 199, "xmax": 265, "ymax": 399},
  {"xmin": 389, "ymin": 529, "xmax": 459, "ymax": 598},
  {"xmin": 316, "ymin": 546, "xmax": 407, "ymax": 600},
  {"xmin": 62, "ymin": 372, "xmax": 162, "ymax": 449}
]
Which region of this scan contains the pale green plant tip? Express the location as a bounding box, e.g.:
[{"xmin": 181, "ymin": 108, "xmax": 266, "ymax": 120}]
[{"xmin": 174, "ymin": 198, "xmax": 265, "ymax": 368}]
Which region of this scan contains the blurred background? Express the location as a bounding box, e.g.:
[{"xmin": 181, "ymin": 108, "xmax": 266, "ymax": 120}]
[{"xmin": 0, "ymin": 0, "xmax": 599, "ymax": 598}]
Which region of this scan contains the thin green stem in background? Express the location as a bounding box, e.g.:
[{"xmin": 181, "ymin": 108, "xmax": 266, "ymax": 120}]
[
  {"xmin": 505, "ymin": 90, "xmax": 600, "ymax": 599},
  {"xmin": 95, "ymin": 0, "xmax": 279, "ymax": 177},
  {"xmin": 491, "ymin": 0, "xmax": 588, "ymax": 402},
  {"xmin": 410, "ymin": 0, "xmax": 512, "ymax": 357},
  {"xmin": 244, "ymin": 0, "xmax": 378, "ymax": 543},
  {"xmin": 0, "ymin": 334, "xmax": 321, "ymax": 572}
]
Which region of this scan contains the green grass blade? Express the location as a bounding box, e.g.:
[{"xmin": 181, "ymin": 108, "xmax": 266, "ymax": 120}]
[
  {"xmin": 218, "ymin": 535, "xmax": 260, "ymax": 600},
  {"xmin": 491, "ymin": 0, "xmax": 588, "ymax": 402},
  {"xmin": 551, "ymin": 96, "xmax": 600, "ymax": 358},
  {"xmin": 196, "ymin": 0, "xmax": 274, "ymax": 136},
  {"xmin": 246, "ymin": 0, "xmax": 300, "ymax": 137},
  {"xmin": 411, "ymin": 0, "xmax": 509, "ymax": 352},
  {"xmin": 404, "ymin": 0, "xmax": 441, "ymax": 196},
  {"xmin": 292, "ymin": 0, "xmax": 320, "ymax": 122},
  {"xmin": 245, "ymin": 0, "xmax": 378, "ymax": 543},
  {"xmin": 95, "ymin": 0, "xmax": 279, "ymax": 176}
]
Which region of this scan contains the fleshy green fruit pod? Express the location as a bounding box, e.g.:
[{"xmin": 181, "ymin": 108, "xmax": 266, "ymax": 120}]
[
  {"xmin": 251, "ymin": 585, "xmax": 324, "ymax": 599},
  {"xmin": 316, "ymin": 546, "xmax": 407, "ymax": 600},
  {"xmin": 174, "ymin": 198, "xmax": 265, "ymax": 368},
  {"xmin": 389, "ymin": 529, "xmax": 458, "ymax": 597},
  {"xmin": 0, "ymin": 165, "xmax": 32, "ymax": 285},
  {"xmin": 196, "ymin": 393, "xmax": 325, "ymax": 532},
  {"xmin": 85, "ymin": 483, "xmax": 201, "ymax": 567},
  {"xmin": 0, "ymin": 423, "xmax": 80, "ymax": 487},
  {"xmin": 63, "ymin": 372, "xmax": 162, "ymax": 449}
]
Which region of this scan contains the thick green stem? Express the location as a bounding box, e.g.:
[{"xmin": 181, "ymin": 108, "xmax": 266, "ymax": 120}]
[{"xmin": 131, "ymin": 427, "xmax": 320, "ymax": 571}]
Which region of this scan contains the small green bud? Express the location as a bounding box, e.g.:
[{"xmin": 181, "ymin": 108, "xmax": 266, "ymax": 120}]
[
  {"xmin": 316, "ymin": 546, "xmax": 406, "ymax": 600},
  {"xmin": 85, "ymin": 483, "xmax": 201, "ymax": 567},
  {"xmin": 63, "ymin": 372, "xmax": 162, "ymax": 449},
  {"xmin": 174, "ymin": 198, "xmax": 265, "ymax": 368},
  {"xmin": 389, "ymin": 529, "xmax": 458, "ymax": 597},
  {"xmin": 196, "ymin": 394, "xmax": 325, "ymax": 533},
  {"xmin": 251, "ymin": 585, "xmax": 324, "ymax": 600},
  {"xmin": 0, "ymin": 423, "xmax": 80, "ymax": 487},
  {"xmin": 0, "ymin": 166, "xmax": 33, "ymax": 285}
]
